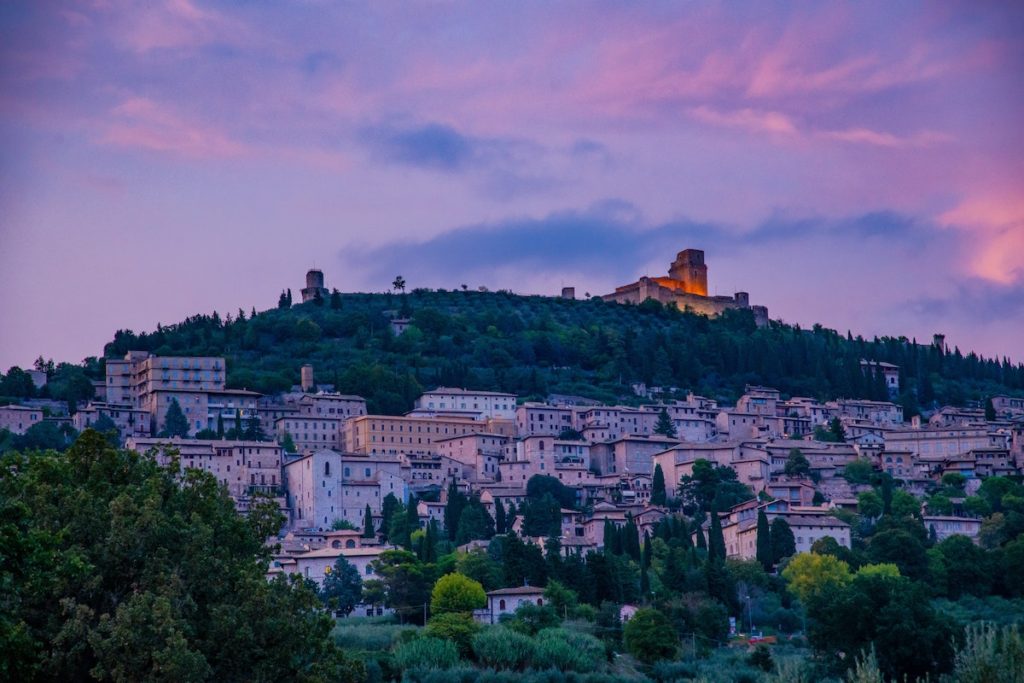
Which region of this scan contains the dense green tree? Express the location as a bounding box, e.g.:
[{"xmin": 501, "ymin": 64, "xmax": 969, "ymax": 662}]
[
  {"xmin": 321, "ymin": 556, "xmax": 363, "ymax": 615},
  {"xmin": 783, "ymin": 448, "xmax": 811, "ymax": 478},
  {"xmin": 858, "ymin": 490, "xmax": 884, "ymax": 519},
  {"xmin": 985, "ymin": 396, "xmax": 996, "ymax": 421},
  {"xmin": 806, "ymin": 571, "xmax": 954, "ymax": 679},
  {"xmin": 430, "ymin": 573, "xmax": 486, "ymax": 615},
  {"xmin": 362, "ymin": 504, "xmax": 375, "ymax": 538},
  {"xmin": 843, "ymin": 458, "xmax": 875, "ymax": 484},
  {"xmin": 756, "ymin": 508, "xmax": 773, "ymax": 572},
  {"xmin": 708, "ymin": 508, "xmax": 726, "ymax": 563},
  {"xmin": 159, "ymin": 398, "xmax": 190, "ymax": 438},
  {"xmin": 654, "ymin": 408, "xmax": 677, "ymax": 437},
  {"xmin": 770, "ymin": 518, "xmax": 796, "ymax": 563},
  {"xmin": 623, "ymin": 608, "xmax": 678, "ymax": 663},
  {"xmin": 0, "ymin": 430, "xmax": 362, "ymax": 681},
  {"xmin": 651, "ymin": 464, "xmax": 667, "ymax": 505},
  {"xmin": 526, "ymin": 474, "xmax": 576, "ymax": 509},
  {"xmin": 868, "ymin": 528, "xmax": 928, "ymax": 580},
  {"xmin": 455, "ymin": 501, "xmax": 494, "ymax": 544},
  {"xmin": 369, "ymin": 549, "xmax": 435, "ymax": 624},
  {"xmin": 494, "ymin": 499, "xmax": 507, "ymax": 534},
  {"xmin": 444, "ymin": 480, "xmax": 467, "ymax": 541},
  {"xmin": 678, "ymin": 459, "xmax": 754, "ymax": 513}
]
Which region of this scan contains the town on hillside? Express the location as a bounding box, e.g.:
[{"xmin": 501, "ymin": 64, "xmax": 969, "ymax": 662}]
[{"xmin": 5, "ymin": 340, "xmax": 1022, "ymax": 620}]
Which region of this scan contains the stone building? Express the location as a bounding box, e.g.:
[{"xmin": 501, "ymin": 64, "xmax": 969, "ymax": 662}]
[
  {"xmin": 301, "ymin": 269, "xmax": 330, "ymax": 303},
  {"xmin": 602, "ymin": 248, "xmax": 769, "ymax": 326}
]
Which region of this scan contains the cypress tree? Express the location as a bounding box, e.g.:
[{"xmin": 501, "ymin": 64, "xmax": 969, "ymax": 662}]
[
  {"xmin": 159, "ymin": 398, "xmax": 190, "ymax": 438},
  {"xmin": 623, "ymin": 514, "xmax": 641, "ymax": 561},
  {"xmin": 362, "ymin": 504, "xmax": 374, "ymax": 538},
  {"xmin": 494, "ymin": 499, "xmax": 507, "ymax": 535},
  {"xmin": 216, "ymin": 412, "xmax": 224, "ymax": 439},
  {"xmin": 694, "ymin": 521, "xmax": 707, "ymax": 550},
  {"xmin": 755, "ymin": 508, "xmax": 773, "ymax": 572},
  {"xmin": 769, "ymin": 518, "xmax": 796, "ymax": 563},
  {"xmin": 642, "ymin": 530, "xmax": 652, "ymax": 570},
  {"xmin": 708, "ymin": 507, "xmax": 726, "ymax": 562},
  {"xmin": 404, "ymin": 495, "xmax": 419, "ymax": 550},
  {"xmin": 444, "ymin": 480, "xmax": 466, "ymax": 541},
  {"xmin": 654, "ymin": 408, "xmax": 677, "ymax": 437},
  {"xmin": 651, "ymin": 464, "xmax": 667, "ymax": 505}
]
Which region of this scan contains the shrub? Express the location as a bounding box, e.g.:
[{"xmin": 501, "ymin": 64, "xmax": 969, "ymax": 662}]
[
  {"xmin": 533, "ymin": 627, "xmax": 605, "ymax": 672},
  {"xmin": 472, "ymin": 627, "xmax": 536, "ymax": 670},
  {"xmin": 951, "ymin": 622, "xmax": 1024, "ymax": 683},
  {"xmin": 431, "ymin": 572, "xmax": 487, "ymax": 614},
  {"xmin": 392, "ymin": 637, "xmax": 460, "ymax": 671},
  {"xmin": 501, "ymin": 602, "xmax": 561, "ymax": 636},
  {"xmin": 623, "ymin": 608, "xmax": 678, "ymax": 664},
  {"xmin": 424, "ymin": 612, "xmax": 481, "ymax": 658}
]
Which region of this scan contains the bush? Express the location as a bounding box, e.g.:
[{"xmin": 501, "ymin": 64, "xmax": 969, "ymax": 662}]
[
  {"xmin": 501, "ymin": 602, "xmax": 561, "ymax": 635},
  {"xmin": 533, "ymin": 627, "xmax": 605, "ymax": 672},
  {"xmin": 332, "ymin": 620, "xmax": 415, "ymax": 651},
  {"xmin": 951, "ymin": 622, "xmax": 1024, "ymax": 683},
  {"xmin": 472, "ymin": 627, "xmax": 536, "ymax": 670},
  {"xmin": 424, "ymin": 612, "xmax": 481, "ymax": 657},
  {"xmin": 623, "ymin": 608, "xmax": 678, "ymax": 664},
  {"xmin": 392, "ymin": 637, "xmax": 460, "ymax": 671},
  {"xmin": 431, "ymin": 573, "xmax": 487, "ymax": 614}
]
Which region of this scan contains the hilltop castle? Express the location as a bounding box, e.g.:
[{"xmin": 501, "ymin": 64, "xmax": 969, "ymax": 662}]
[{"xmin": 602, "ymin": 249, "xmax": 769, "ymax": 326}]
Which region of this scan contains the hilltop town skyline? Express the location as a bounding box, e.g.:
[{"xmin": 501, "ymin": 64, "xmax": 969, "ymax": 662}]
[{"xmin": 2, "ymin": 2, "xmax": 1023, "ymax": 368}]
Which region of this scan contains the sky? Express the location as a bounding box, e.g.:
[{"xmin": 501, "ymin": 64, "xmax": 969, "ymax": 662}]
[{"xmin": 1, "ymin": 1, "xmax": 1022, "ymax": 370}]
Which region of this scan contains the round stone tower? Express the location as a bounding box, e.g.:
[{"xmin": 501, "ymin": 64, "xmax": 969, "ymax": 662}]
[{"xmin": 301, "ymin": 269, "xmax": 330, "ymax": 303}]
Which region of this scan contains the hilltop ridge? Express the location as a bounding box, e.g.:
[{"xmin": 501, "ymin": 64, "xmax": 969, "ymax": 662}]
[{"xmin": 100, "ymin": 288, "xmax": 1024, "ymax": 415}]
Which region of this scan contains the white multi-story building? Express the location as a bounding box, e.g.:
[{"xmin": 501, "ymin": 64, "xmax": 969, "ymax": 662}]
[
  {"xmin": 414, "ymin": 388, "xmax": 517, "ymax": 420},
  {"xmin": 284, "ymin": 449, "xmax": 408, "ymax": 530}
]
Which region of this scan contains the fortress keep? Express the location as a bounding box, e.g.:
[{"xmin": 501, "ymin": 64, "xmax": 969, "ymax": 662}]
[
  {"xmin": 301, "ymin": 269, "xmax": 330, "ymax": 303},
  {"xmin": 602, "ymin": 249, "xmax": 769, "ymax": 326}
]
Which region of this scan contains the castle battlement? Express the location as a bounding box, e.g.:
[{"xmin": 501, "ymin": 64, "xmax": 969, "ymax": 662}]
[{"xmin": 602, "ymin": 249, "xmax": 768, "ymax": 326}]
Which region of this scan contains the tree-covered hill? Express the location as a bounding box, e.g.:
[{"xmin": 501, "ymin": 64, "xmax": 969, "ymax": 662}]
[{"xmin": 98, "ymin": 289, "xmax": 1024, "ymax": 416}]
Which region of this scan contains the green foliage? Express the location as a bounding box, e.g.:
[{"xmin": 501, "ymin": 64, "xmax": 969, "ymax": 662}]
[
  {"xmin": 805, "ymin": 571, "xmax": 954, "ymax": 679},
  {"xmin": 159, "ymin": 397, "xmax": 190, "ymax": 438},
  {"xmin": 503, "ymin": 602, "xmax": 561, "ymax": 636},
  {"xmin": 756, "ymin": 508, "xmax": 773, "ymax": 572},
  {"xmin": 392, "ymin": 636, "xmax": 460, "ymax": 671},
  {"xmin": 782, "ymin": 552, "xmax": 852, "ymax": 604},
  {"xmin": 651, "ymin": 464, "xmax": 667, "ymax": 506},
  {"xmin": 321, "ymin": 556, "xmax": 363, "ymax": 615},
  {"xmin": 654, "ymin": 408, "xmax": 677, "ymax": 438},
  {"xmin": 98, "ymin": 290, "xmax": 1023, "ymax": 418},
  {"xmin": 678, "ymin": 459, "xmax": 754, "ymax": 514},
  {"xmin": 533, "ymin": 627, "xmax": 605, "ymax": 672},
  {"xmin": 770, "ymin": 517, "xmax": 796, "ymax": 563},
  {"xmin": 843, "ymin": 458, "xmax": 875, "ymax": 485},
  {"xmin": 858, "ymin": 490, "xmax": 884, "ymax": 519},
  {"xmin": 332, "ymin": 518, "xmax": 359, "ymax": 531},
  {"xmin": 784, "ymin": 448, "xmax": 811, "ymax": 478},
  {"xmin": 430, "ymin": 573, "xmax": 486, "ymax": 615},
  {"xmin": 950, "ymin": 622, "xmax": 1024, "ymax": 683},
  {"xmin": 424, "ymin": 612, "xmax": 481, "ymax": 658},
  {"xmin": 623, "ymin": 608, "xmax": 678, "ymax": 663},
  {"xmin": 0, "ymin": 430, "xmax": 361, "ymax": 681},
  {"xmin": 471, "ymin": 627, "xmax": 535, "ymax": 670}
]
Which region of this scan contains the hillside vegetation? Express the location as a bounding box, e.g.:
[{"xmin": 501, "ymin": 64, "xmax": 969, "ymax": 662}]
[{"xmin": 99, "ymin": 288, "xmax": 1024, "ymax": 415}]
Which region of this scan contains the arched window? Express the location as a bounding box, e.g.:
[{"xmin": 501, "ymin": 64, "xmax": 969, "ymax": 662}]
[
  {"xmin": 499, "ymin": 599, "xmax": 506, "ymax": 610},
  {"xmin": 324, "ymin": 461, "xmax": 330, "ymax": 476},
  {"xmin": 537, "ymin": 598, "xmax": 543, "ymax": 606},
  {"xmin": 345, "ymin": 539, "xmax": 356, "ymax": 548},
  {"xmin": 331, "ymin": 540, "xmax": 341, "ymax": 549}
]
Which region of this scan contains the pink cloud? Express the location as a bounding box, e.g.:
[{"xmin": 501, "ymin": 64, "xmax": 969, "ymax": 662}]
[
  {"xmin": 117, "ymin": 0, "xmax": 252, "ymax": 53},
  {"xmin": 102, "ymin": 97, "xmax": 248, "ymax": 159}
]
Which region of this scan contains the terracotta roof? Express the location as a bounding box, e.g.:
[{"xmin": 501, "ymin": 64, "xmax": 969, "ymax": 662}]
[{"xmin": 487, "ymin": 585, "xmax": 545, "ymax": 596}]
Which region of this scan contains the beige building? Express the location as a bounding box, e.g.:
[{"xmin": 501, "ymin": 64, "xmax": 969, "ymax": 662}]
[
  {"xmin": 73, "ymin": 402, "xmax": 150, "ymax": 439},
  {"xmin": 0, "ymin": 405, "xmax": 43, "ymax": 434},
  {"xmin": 714, "ymin": 499, "xmax": 851, "ymax": 560},
  {"xmin": 342, "ymin": 414, "xmax": 503, "ymax": 459},
  {"xmin": 602, "ymin": 249, "xmax": 769, "ymax": 326},
  {"xmin": 435, "ymin": 432, "xmax": 508, "ymax": 482},
  {"xmin": 414, "ymin": 388, "xmax": 517, "ymax": 420},
  {"xmin": 127, "ymin": 437, "xmax": 284, "ymax": 513},
  {"xmin": 884, "ymin": 426, "xmax": 1007, "ymax": 458},
  {"xmin": 589, "ymin": 435, "xmax": 681, "ymax": 476},
  {"xmin": 516, "ymin": 403, "xmax": 576, "ymax": 436}
]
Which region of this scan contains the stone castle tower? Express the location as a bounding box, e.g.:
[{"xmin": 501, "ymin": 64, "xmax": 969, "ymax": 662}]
[
  {"xmin": 301, "ymin": 269, "xmax": 330, "ymax": 303},
  {"xmin": 667, "ymin": 249, "xmax": 708, "ymax": 296}
]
